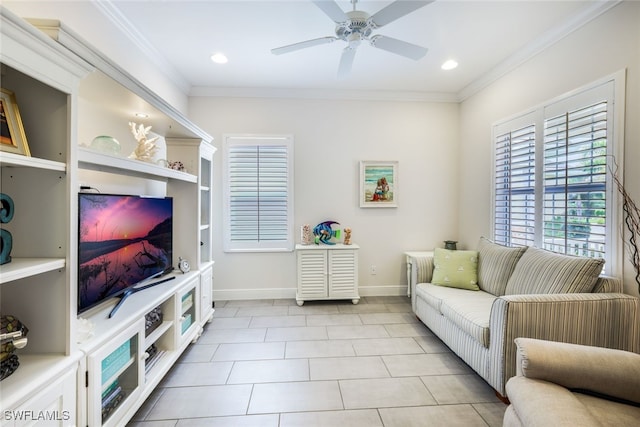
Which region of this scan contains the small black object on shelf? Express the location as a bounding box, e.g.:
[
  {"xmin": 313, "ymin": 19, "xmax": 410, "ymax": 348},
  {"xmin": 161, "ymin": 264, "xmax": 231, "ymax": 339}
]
[{"xmin": 444, "ymin": 240, "xmax": 458, "ymax": 250}]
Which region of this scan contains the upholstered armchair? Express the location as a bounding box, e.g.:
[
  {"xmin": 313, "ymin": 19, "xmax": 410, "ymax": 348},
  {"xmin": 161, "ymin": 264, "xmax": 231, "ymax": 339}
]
[{"xmin": 503, "ymin": 337, "xmax": 640, "ymax": 427}]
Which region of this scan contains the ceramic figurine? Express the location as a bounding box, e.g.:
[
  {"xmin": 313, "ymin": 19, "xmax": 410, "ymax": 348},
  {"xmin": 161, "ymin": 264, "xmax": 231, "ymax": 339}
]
[{"xmin": 343, "ymin": 227, "xmax": 352, "ymax": 245}]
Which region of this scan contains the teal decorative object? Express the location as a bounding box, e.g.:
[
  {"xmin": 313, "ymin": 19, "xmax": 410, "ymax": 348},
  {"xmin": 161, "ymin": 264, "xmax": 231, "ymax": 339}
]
[
  {"xmin": 0, "ymin": 193, "xmax": 14, "ymax": 265},
  {"xmin": 313, "ymin": 221, "xmax": 340, "ymax": 245},
  {"xmin": 444, "ymin": 240, "xmax": 458, "ymax": 250}
]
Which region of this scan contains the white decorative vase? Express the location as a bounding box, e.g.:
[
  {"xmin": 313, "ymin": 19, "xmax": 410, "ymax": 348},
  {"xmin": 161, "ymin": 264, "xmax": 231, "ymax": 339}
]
[{"xmin": 301, "ymin": 224, "xmax": 313, "ymax": 245}]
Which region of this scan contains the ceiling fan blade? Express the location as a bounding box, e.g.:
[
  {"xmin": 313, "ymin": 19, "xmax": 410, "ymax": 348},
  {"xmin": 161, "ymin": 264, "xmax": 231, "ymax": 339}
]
[
  {"xmin": 312, "ymin": 0, "xmax": 348, "ymax": 23},
  {"xmin": 337, "ymin": 46, "xmax": 357, "ymax": 79},
  {"xmin": 370, "ymin": 0, "xmax": 433, "ymax": 28},
  {"xmin": 369, "ymin": 35, "xmax": 428, "ymax": 60},
  {"xmin": 271, "ymin": 36, "xmax": 338, "ymax": 55}
]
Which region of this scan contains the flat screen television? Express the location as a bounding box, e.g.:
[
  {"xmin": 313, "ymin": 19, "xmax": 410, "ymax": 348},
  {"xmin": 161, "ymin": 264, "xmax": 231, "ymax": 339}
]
[{"xmin": 78, "ymin": 193, "xmax": 173, "ymax": 315}]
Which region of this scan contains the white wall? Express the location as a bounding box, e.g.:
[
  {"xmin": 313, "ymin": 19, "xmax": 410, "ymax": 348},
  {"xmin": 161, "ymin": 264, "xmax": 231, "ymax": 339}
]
[
  {"xmin": 189, "ymin": 97, "xmax": 459, "ymax": 299},
  {"xmin": 458, "ymin": 1, "xmax": 640, "ymax": 296}
]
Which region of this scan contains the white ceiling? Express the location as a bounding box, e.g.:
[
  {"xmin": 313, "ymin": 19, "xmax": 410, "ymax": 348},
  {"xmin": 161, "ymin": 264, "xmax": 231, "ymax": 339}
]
[{"xmin": 5, "ymin": 1, "xmax": 618, "ymax": 101}]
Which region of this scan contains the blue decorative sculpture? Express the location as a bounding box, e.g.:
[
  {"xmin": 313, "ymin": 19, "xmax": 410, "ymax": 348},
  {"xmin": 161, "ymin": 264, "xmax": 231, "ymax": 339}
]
[
  {"xmin": 313, "ymin": 221, "xmax": 340, "ymax": 245},
  {"xmin": 0, "ymin": 193, "xmax": 14, "ymax": 265}
]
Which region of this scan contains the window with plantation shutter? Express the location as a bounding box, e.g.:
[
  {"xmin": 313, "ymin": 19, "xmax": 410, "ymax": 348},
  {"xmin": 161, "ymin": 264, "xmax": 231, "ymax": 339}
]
[
  {"xmin": 492, "ymin": 74, "xmax": 624, "ymax": 275},
  {"xmin": 494, "ymin": 122, "xmax": 536, "ymax": 247},
  {"xmin": 223, "ymin": 135, "xmax": 294, "ymax": 252},
  {"xmin": 543, "ymin": 102, "xmax": 608, "ymax": 258}
]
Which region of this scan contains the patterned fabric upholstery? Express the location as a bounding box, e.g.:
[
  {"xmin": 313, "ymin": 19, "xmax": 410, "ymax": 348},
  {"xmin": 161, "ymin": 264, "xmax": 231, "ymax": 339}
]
[
  {"xmin": 477, "ymin": 237, "xmax": 527, "ymax": 296},
  {"xmin": 592, "ymin": 275, "xmax": 623, "ymax": 293},
  {"xmin": 414, "ymin": 256, "xmax": 434, "ymax": 284},
  {"xmin": 439, "ymin": 290, "xmax": 495, "ymax": 347},
  {"xmin": 505, "ymin": 246, "xmax": 604, "ymax": 295},
  {"xmin": 409, "ymin": 250, "xmax": 639, "ymax": 396}
]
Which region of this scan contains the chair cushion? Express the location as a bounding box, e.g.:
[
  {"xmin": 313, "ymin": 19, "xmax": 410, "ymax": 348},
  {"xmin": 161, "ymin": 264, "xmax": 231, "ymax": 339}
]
[
  {"xmin": 432, "ymin": 248, "xmax": 479, "ymax": 290},
  {"xmin": 477, "ymin": 237, "xmax": 527, "ymax": 296},
  {"xmin": 505, "ymin": 247, "xmax": 604, "ymax": 295},
  {"xmin": 576, "ymin": 393, "xmax": 640, "ymax": 427}
]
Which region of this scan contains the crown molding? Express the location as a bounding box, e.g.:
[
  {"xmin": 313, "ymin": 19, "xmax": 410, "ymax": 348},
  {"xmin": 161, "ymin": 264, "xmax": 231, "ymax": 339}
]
[
  {"xmin": 189, "ymin": 86, "xmax": 459, "ymax": 103},
  {"xmin": 94, "ymin": 0, "xmax": 191, "ymax": 95},
  {"xmin": 456, "ymin": 0, "xmax": 621, "ymax": 102}
]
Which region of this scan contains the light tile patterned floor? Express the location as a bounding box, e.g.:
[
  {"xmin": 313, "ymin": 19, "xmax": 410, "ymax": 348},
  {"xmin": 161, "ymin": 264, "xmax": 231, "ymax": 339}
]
[{"xmin": 128, "ymin": 297, "xmax": 507, "ymax": 427}]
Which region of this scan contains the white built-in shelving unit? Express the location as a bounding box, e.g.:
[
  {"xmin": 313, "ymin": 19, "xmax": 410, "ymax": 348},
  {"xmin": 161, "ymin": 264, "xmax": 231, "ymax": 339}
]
[{"xmin": 0, "ymin": 7, "xmax": 216, "ymax": 426}]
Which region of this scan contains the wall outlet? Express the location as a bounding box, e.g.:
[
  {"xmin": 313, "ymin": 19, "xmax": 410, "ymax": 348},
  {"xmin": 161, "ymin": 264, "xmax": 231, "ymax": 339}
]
[{"xmin": 370, "ymin": 265, "xmax": 377, "ymax": 275}]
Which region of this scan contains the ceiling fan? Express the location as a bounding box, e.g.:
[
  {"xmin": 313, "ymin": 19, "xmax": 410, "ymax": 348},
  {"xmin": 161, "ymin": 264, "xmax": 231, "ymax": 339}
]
[{"xmin": 271, "ymin": 0, "xmax": 433, "ymax": 78}]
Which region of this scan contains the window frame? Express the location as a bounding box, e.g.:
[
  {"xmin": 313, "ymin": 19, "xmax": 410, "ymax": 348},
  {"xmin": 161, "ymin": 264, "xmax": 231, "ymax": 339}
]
[
  {"xmin": 491, "ymin": 71, "xmax": 625, "ymax": 276},
  {"xmin": 222, "ymin": 134, "xmax": 294, "ymax": 253}
]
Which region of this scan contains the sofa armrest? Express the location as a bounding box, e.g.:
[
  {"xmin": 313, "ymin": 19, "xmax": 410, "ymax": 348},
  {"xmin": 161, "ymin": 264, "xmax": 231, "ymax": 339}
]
[
  {"xmin": 407, "ymin": 252, "xmax": 434, "ymax": 309},
  {"xmin": 513, "ymin": 337, "xmax": 640, "ymax": 404},
  {"xmin": 488, "ymin": 293, "xmax": 640, "ymax": 395},
  {"xmin": 592, "ymin": 275, "xmax": 623, "ymax": 293}
]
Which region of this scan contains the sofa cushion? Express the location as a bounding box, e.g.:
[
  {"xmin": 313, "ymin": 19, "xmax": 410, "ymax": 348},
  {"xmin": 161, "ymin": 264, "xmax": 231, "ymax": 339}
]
[
  {"xmin": 432, "ymin": 248, "xmax": 479, "ymax": 290},
  {"xmin": 439, "ymin": 291, "xmax": 496, "ymax": 348},
  {"xmin": 415, "ymin": 283, "xmax": 495, "ymax": 348},
  {"xmin": 477, "ymin": 237, "xmax": 527, "ymax": 296},
  {"xmin": 415, "ymin": 283, "xmax": 462, "ymax": 313},
  {"xmin": 505, "ymin": 247, "xmax": 604, "ymax": 295}
]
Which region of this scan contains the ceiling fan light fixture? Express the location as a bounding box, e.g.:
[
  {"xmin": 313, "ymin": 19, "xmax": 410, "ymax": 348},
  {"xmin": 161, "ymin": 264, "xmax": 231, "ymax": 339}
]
[
  {"xmin": 441, "ymin": 59, "xmax": 458, "ymax": 70},
  {"xmin": 273, "ymin": 0, "xmax": 433, "ymax": 77},
  {"xmin": 210, "ymin": 52, "xmax": 228, "ymax": 64}
]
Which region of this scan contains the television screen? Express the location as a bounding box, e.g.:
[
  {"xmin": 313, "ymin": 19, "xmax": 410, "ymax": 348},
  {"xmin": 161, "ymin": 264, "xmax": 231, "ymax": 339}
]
[{"xmin": 78, "ymin": 193, "xmax": 173, "ymax": 314}]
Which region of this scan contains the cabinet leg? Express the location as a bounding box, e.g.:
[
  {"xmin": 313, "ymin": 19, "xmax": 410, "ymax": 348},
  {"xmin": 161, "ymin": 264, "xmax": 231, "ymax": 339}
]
[
  {"xmin": 296, "ymin": 300, "xmax": 304, "ymax": 306},
  {"xmin": 352, "ymin": 299, "xmax": 359, "ymax": 305}
]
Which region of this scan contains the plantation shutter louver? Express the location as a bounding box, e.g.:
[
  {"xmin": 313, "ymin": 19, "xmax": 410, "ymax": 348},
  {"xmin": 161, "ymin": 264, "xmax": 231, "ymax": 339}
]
[{"xmin": 223, "ymin": 135, "xmax": 294, "ymax": 252}]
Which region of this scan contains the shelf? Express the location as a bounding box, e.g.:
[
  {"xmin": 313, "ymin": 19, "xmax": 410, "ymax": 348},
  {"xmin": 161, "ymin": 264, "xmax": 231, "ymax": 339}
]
[
  {"xmin": 0, "ymin": 257, "xmax": 66, "ymax": 284},
  {"xmin": 78, "ymin": 147, "xmax": 197, "ymax": 183},
  {"xmin": 144, "ymin": 321, "xmax": 172, "ymax": 349},
  {"xmin": 0, "ymin": 352, "xmax": 83, "ymax": 410},
  {"xmin": 144, "ymin": 349, "xmax": 167, "ymax": 377},
  {"xmin": 199, "ymin": 224, "xmax": 210, "ymax": 231},
  {"xmin": 0, "ymin": 152, "xmax": 66, "ymax": 172},
  {"xmin": 101, "ymin": 355, "xmax": 135, "ymax": 393}
]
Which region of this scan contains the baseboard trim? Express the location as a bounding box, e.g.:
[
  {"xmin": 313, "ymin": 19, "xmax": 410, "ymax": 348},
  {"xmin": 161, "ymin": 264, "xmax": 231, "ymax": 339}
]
[
  {"xmin": 358, "ymin": 285, "xmax": 407, "ymax": 296},
  {"xmin": 213, "ymin": 284, "xmax": 407, "ymax": 301},
  {"xmin": 213, "ymin": 288, "xmax": 296, "ymax": 301}
]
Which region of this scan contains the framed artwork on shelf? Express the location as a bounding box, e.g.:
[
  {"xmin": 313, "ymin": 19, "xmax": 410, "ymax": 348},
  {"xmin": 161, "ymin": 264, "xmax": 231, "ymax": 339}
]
[
  {"xmin": 360, "ymin": 160, "xmax": 398, "ymax": 208},
  {"xmin": 0, "ymin": 88, "xmax": 30, "ymax": 157}
]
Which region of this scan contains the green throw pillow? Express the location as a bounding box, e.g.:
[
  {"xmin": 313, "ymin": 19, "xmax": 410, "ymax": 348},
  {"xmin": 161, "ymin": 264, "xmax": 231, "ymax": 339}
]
[{"xmin": 432, "ymin": 248, "xmax": 479, "ymax": 291}]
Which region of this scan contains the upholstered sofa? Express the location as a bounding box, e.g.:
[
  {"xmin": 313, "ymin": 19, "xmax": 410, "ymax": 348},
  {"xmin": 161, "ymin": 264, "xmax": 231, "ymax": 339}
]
[
  {"xmin": 503, "ymin": 338, "xmax": 640, "ymax": 426},
  {"xmin": 408, "ymin": 238, "xmax": 640, "ymax": 397}
]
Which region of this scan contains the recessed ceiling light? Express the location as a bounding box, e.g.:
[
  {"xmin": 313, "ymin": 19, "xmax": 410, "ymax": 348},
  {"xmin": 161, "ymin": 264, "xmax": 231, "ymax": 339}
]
[
  {"xmin": 211, "ymin": 52, "xmax": 228, "ymax": 64},
  {"xmin": 441, "ymin": 59, "xmax": 458, "ymax": 71},
  {"xmin": 135, "ymin": 112, "xmax": 149, "ymax": 118}
]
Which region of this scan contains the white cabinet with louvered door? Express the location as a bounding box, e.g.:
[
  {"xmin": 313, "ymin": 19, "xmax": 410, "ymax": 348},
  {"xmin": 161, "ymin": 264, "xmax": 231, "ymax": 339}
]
[{"xmin": 295, "ymin": 244, "xmax": 359, "ymax": 306}]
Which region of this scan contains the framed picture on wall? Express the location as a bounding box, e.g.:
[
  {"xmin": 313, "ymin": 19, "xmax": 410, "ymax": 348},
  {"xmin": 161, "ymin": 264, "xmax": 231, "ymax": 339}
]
[
  {"xmin": 0, "ymin": 88, "xmax": 31, "ymax": 157},
  {"xmin": 360, "ymin": 160, "xmax": 398, "ymax": 208}
]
